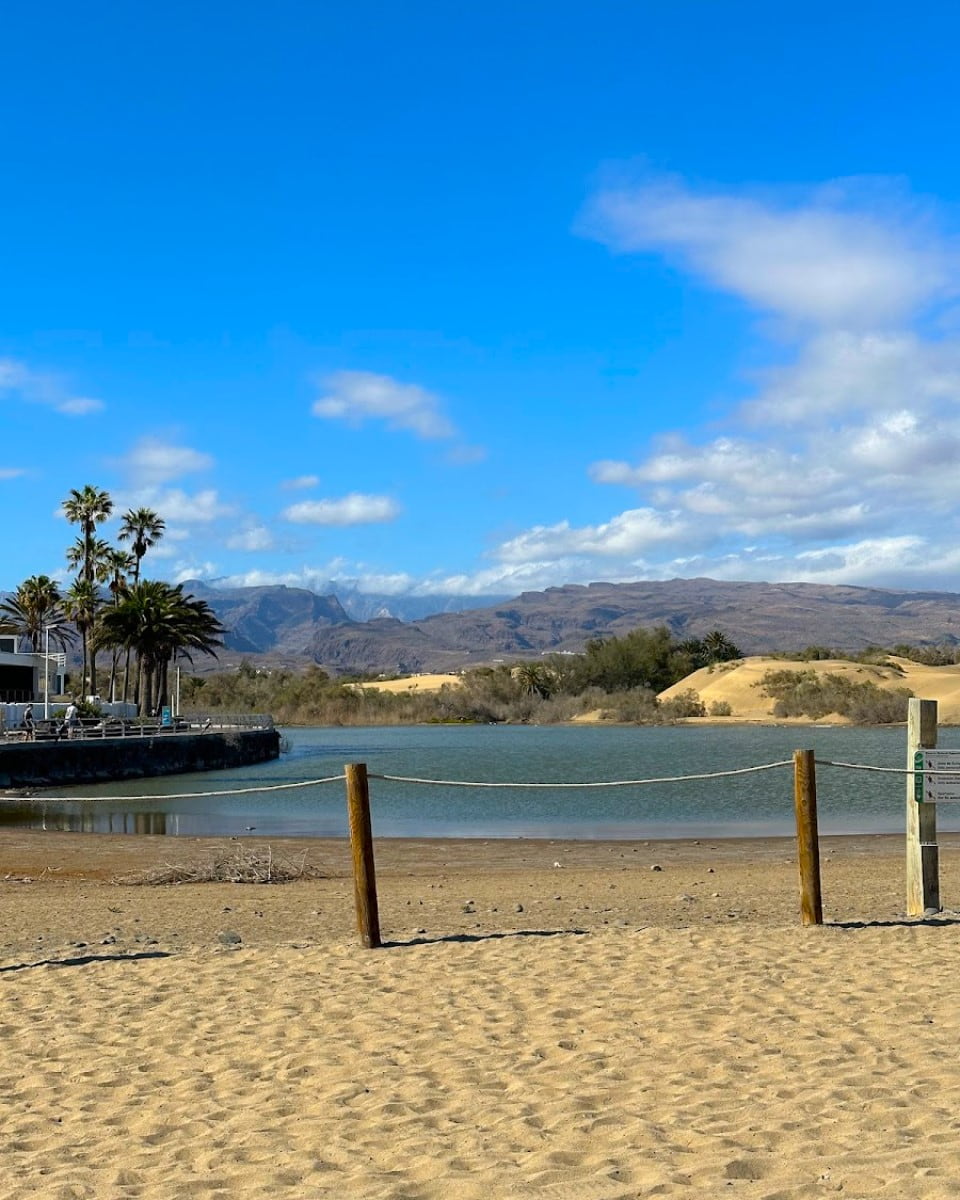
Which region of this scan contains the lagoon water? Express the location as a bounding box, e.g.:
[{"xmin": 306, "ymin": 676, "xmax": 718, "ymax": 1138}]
[{"xmin": 4, "ymin": 723, "xmax": 960, "ymax": 840}]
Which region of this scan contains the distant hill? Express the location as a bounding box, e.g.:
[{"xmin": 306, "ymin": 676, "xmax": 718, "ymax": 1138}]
[
  {"xmin": 181, "ymin": 582, "xmax": 351, "ymax": 655},
  {"xmin": 186, "ymin": 577, "xmax": 960, "ymax": 675},
  {"xmin": 181, "ymin": 580, "xmax": 507, "ymax": 631}
]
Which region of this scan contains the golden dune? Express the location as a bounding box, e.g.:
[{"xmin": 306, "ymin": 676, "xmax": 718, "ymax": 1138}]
[{"xmin": 659, "ymin": 655, "xmax": 960, "ymax": 724}]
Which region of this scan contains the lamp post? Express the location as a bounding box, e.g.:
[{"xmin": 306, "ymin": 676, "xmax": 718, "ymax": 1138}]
[{"xmin": 43, "ymin": 625, "xmax": 51, "ymax": 719}]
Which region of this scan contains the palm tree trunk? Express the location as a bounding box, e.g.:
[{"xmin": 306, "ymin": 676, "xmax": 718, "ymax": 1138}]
[
  {"xmin": 80, "ymin": 626, "xmax": 89, "ymax": 700},
  {"xmin": 122, "ymin": 648, "xmax": 132, "ymax": 702},
  {"xmin": 140, "ymin": 659, "xmax": 153, "ymax": 717},
  {"xmin": 124, "ymin": 558, "xmax": 142, "ymax": 706}
]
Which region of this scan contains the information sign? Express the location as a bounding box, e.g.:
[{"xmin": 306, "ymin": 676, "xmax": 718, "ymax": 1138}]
[{"xmin": 914, "ymin": 750, "xmax": 960, "ymax": 803}]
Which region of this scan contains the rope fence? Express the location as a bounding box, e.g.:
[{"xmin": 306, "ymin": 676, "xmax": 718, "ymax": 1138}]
[
  {"xmin": 6, "ymin": 698, "xmax": 959, "ymax": 942},
  {"xmin": 12, "ymin": 754, "xmax": 956, "ymax": 804},
  {"xmin": 370, "ymin": 760, "xmax": 794, "ymax": 788}
]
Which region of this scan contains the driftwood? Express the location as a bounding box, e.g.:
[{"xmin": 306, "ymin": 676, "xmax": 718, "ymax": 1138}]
[{"xmin": 115, "ymin": 843, "xmax": 326, "ymax": 886}]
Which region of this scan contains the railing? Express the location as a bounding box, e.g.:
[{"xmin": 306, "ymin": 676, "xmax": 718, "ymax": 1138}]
[
  {"xmin": 179, "ymin": 711, "xmax": 274, "ymax": 730},
  {"xmin": 4, "ymin": 711, "xmax": 274, "ymax": 742}
]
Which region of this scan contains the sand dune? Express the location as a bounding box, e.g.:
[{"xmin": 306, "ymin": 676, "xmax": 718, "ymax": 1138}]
[
  {"xmin": 359, "ymin": 672, "xmax": 463, "ymax": 694},
  {"xmin": 659, "ymin": 655, "xmax": 960, "ymax": 723}
]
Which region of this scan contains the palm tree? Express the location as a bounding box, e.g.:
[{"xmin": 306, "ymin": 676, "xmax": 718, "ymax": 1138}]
[
  {"xmin": 513, "ymin": 662, "xmax": 554, "ymax": 699},
  {"xmin": 62, "ymin": 486, "xmax": 114, "ymax": 584},
  {"xmin": 64, "ymin": 578, "xmax": 101, "ymax": 698},
  {"xmin": 118, "ymin": 507, "xmax": 165, "ymax": 701},
  {"xmin": 0, "ymin": 575, "xmax": 74, "ymax": 652},
  {"xmin": 96, "ymin": 581, "xmax": 223, "ymax": 714},
  {"xmin": 103, "ymin": 548, "xmax": 136, "ymax": 701},
  {"xmin": 65, "ymin": 536, "xmax": 114, "ymax": 583},
  {"xmin": 701, "ymin": 630, "xmax": 742, "ymax": 664},
  {"xmin": 118, "ymin": 507, "xmax": 165, "ymax": 583}
]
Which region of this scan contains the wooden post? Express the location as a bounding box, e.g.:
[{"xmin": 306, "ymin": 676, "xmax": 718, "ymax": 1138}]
[
  {"xmin": 345, "ymin": 762, "xmax": 381, "ymax": 949},
  {"xmin": 793, "ymin": 749, "xmax": 823, "ymax": 926},
  {"xmin": 906, "ymin": 698, "xmax": 939, "ymax": 916}
]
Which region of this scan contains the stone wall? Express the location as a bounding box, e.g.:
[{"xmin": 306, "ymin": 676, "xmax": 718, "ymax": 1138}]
[{"xmin": 0, "ymin": 728, "xmax": 281, "ymax": 789}]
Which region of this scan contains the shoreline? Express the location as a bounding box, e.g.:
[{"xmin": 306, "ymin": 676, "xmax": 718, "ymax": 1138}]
[{"xmin": 1, "ymin": 829, "xmax": 955, "ymax": 950}]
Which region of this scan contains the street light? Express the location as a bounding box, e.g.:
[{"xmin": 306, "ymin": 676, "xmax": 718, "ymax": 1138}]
[{"xmin": 43, "ymin": 625, "xmax": 51, "ymax": 719}]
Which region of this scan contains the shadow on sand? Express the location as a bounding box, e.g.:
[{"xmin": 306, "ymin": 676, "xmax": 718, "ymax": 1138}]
[
  {"xmin": 832, "ymin": 914, "xmax": 960, "ymax": 930},
  {"xmin": 384, "ymin": 928, "xmax": 589, "ymax": 948},
  {"xmin": 0, "ymin": 950, "xmax": 173, "ymax": 974}
]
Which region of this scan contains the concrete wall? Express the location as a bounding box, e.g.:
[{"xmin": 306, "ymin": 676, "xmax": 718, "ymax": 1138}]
[{"xmin": 0, "ymin": 728, "xmax": 281, "ymax": 788}]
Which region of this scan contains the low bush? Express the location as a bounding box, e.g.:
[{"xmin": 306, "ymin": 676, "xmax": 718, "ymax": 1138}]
[
  {"xmin": 659, "ymin": 689, "xmax": 707, "ymax": 719},
  {"xmin": 757, "ymin": 669, "xmax": 912, "ymax": 724}
]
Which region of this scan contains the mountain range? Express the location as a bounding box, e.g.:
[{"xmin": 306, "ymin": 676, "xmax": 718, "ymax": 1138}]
[{"xmin": 181, "ymin": 577, "xmax": 960, "ymax": 675}]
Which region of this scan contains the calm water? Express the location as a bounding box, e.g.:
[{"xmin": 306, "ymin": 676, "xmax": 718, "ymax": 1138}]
[{"xmin": 3, "ymin": 723, "xmax": 959, "ymax": 840}]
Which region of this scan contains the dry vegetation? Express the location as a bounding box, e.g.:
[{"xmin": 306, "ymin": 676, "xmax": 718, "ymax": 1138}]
[{"xmin": 116, "ymin": 843, "xmax": 326, "ymax": 886}]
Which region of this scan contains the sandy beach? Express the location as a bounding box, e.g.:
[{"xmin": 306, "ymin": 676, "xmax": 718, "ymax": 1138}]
[{"xmin": 4, "ymin": 831, "xmax": 960, "ymax": 1198}]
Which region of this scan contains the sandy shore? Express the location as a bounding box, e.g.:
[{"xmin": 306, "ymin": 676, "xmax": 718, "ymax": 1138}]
[{"xmin": 5, "ymin": 831, "xmax": 960, "ymax": 1198}]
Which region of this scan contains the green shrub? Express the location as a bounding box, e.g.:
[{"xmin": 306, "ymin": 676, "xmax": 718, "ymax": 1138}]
[
  {"xmin": 659, "ymin": 689, "xmax": 707, "ymax": 719},
  {"xmin": 757, "ymin": 669, "xmax": 912, "ymax": 724}
]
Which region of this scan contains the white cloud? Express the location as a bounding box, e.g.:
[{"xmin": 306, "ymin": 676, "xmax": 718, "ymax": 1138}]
[
  {"xmin": 218, "ymin": 566, "xmax": 419, "ymax": 594},
  {"xmin": 282, "ymin": 493, "xmax": 400, "ymax": 526},
  {"xmin": 0, "ymin": 467, "xmax": 26, "ymax": 480},
  {"xmin": 226, "ymin": 525, "xmax": 276, "ymax": 552},
  {"xmin": 120, "ymin": 437, "xmax": 214, "ymax": 485},
  {"xmin": 281, "ymin": 474, "xmax": 320, "ymax": 490},
  {"xmin": 529, "ymin": 170, "xmax": 960, "ymax": 592},
  {"xmin": 172, "ymin": 561, "xmax": 219, "ymax": 584},
  {"xmin": 312, "ymin": 370, "xmax": 455, "ymax": 439},
  {"xmin": 114, "ymin": 487, "xmax": 233, "ymax": 524},
  {"xmin": 0, "ymin": 357, "xmax": 105, "ymax": 415},
  {"xmin": 586, "ymin": 174, "xmax": 952, "ymax": 327},
  {"xmin": 747, "ymin": 331, "xmax": 960, "ymax": 424},
  {"xmin": 495, "ymin": 508, "xmax": 691, "ymax": 564}
]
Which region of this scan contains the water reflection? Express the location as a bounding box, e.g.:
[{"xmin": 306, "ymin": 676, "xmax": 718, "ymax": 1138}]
[{"xmin": 0, "ymin": 804, "xmax": 171, "ymax": 835}]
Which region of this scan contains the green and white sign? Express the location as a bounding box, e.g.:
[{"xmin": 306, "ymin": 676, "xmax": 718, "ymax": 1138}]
[{"xmin": 914, "ymin": 750, "xmax": 960, "ymax": 803}]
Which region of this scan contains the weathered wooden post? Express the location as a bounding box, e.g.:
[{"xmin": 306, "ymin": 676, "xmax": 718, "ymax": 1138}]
[
  {"xmin": 793, "ymin": 749, "xmax": 823, "ymax": 925},
  {"xmin": 906, "ymin": 698, "xmax": 939, "ymax": 916},
  {"xmin": 345, "ymin": 762, "xmax": 381, "ymax": 948}
]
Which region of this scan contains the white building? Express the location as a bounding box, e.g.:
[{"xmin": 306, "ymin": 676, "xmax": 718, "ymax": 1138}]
[{"xmin": 0, "ymin": 635, "xmax": 66, "ymax": 703}]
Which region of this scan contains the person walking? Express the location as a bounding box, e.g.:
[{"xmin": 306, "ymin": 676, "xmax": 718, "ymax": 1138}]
[
  {"xmin": 63, "ymin": 699, "xmax": 80, "ymax": 740},
  {"xmin": 22, "ymin": 703, "xmax": 35, "ymax": 741}
]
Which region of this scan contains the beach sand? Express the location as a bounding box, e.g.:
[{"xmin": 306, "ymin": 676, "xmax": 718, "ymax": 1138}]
[{"xmin": 4, "ymin": 831, "xmax": 960, "ymax": 1198}]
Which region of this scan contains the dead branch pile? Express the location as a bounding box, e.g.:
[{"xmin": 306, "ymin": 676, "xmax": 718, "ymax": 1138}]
[{"xmin": 115, "ymin": 844, "xmax": 326, "ymax": 886}]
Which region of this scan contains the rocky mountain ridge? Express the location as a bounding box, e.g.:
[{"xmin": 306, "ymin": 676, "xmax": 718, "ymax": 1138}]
[{"xmin": 188, "ymin": 577, "xmax": 960, "ymax": 675}]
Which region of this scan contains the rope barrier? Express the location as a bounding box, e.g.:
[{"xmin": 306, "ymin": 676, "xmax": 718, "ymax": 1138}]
[
  {"xmin": 8, "ymin": 774, "xmax": 347, "ymax": 803},
  {"xmin": 816, "ymin": 759, "xmax": 911, "ymax": 775},
  {"xmin": 817, "ymin": 759, "xmax": 960, "ymax": 776},
  {"xmin": 370, "ymin": 760, "xmax": 794, "ymax": 788},
  {"xmin": 10, "ymin": 755, "xmax": 954, "ymax": 804}
]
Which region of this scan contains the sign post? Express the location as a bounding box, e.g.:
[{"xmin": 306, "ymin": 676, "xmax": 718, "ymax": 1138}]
[{"xmin": 906, "ymin": 698, "xmax": 939, "ymax": 916}]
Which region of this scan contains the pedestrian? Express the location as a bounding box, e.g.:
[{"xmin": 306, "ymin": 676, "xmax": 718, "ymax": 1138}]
[
  {"xmin": 64, "ymin": 698, "xmax": 80, "ymax": 740},
  {"xmin": 22, "ymin": 703, "xmax": 35, "ymax": 742}
]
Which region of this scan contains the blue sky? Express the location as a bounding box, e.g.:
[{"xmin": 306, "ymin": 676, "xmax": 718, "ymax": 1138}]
[{"xmin": 4, "ymin": 2, "xmax": 960, "ymax": 598}]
